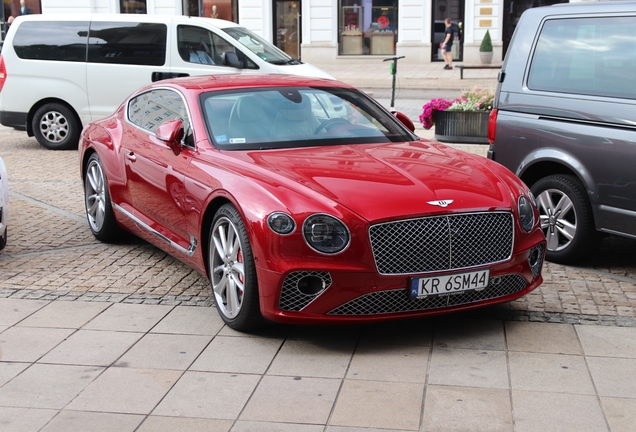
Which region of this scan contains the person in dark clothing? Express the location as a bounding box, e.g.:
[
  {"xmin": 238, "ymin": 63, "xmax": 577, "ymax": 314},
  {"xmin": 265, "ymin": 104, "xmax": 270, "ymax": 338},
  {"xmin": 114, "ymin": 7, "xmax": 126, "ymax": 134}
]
[
  {"xmin": 19, "ymin": 0, "xmax": 31, "ymax": 15},
  {"xmin": 442, "ymin": 18, "xmax": 454, "ymax": 70}
]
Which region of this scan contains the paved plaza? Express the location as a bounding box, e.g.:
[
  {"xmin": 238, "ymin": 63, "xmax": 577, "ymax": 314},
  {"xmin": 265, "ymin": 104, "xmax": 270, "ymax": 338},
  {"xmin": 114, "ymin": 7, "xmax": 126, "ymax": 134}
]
[{"xmin": 0, "ymin": 61, "xmax": 636, "ymax": 431}]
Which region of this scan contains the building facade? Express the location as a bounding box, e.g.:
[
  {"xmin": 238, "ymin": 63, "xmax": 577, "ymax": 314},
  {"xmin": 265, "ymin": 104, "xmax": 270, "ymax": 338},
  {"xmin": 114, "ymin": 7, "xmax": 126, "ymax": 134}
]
[{"xmin": 32, "ymin": 0, "xmax": 576, "ymax": 64}]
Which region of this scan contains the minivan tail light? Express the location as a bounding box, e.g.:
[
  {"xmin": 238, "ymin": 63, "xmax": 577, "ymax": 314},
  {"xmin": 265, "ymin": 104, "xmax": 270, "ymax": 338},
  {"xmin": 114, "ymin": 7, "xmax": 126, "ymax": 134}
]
[
  {"xmin": 0, "ymin": 56, "xmax": 6, "ymax": 93},
  {"xmin": 487, "ymin": 108, "xmax": 498, "ymax": 144}
]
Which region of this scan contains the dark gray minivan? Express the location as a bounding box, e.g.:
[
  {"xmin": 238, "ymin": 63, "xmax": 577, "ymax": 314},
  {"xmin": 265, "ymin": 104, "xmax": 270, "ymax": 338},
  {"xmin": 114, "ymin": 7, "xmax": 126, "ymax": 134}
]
[{"xmin": 488, "ymin": 1, "xmax": 636, "ymax": 264}]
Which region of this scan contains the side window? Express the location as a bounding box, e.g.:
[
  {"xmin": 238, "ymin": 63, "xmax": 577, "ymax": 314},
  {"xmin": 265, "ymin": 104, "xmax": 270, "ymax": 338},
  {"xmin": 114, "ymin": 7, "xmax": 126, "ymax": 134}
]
[
  {"xmin": 127, "ymin": 91, "xmax": 151, "ymax": 127},
  {"xmin": 13, "ymin": 21, "xmax": 89, "ymax": 61},
  {"xmin": 141, "ymin": 89, "xmax": 193, "ymax": 145},
  {"xmin": 528, "ymin": 16, "xmax": 636, "ymax": 99},
  {"xmin": 177, "ymin": 25, "xmax": 257, "ymax": 69},
  {"xmin": 87, "ymin": 22, "xmax": 167, "ymax": 66}
]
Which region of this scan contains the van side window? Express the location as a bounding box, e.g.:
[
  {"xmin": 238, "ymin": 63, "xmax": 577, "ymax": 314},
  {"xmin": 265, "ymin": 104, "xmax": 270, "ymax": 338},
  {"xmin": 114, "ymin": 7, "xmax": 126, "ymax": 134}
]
[
  {"xmin": 13, "ymin": 21, "xmax": 89, "ymax": 62},
  {"xmin": 177, "ymin": 25, "xmax": 257, "ymax": 69},
  {"xmin": 88, "ymin": 22, "xmax": 167, "ymax": 66},
  {"xmin": 528, "ymin": 17, "xmax": 636, "ymax": 99}
]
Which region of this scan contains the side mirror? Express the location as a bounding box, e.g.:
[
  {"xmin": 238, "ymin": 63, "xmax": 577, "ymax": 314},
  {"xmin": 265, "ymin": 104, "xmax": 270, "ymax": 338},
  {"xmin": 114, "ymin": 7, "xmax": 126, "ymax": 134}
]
[
  {"xmin": 156, "ymin": 120, "xmax": 185, "ymax": 146},
  {"xmin": 394, "ymin": 111, "xmax": 415, "ymax": 133},
  {"xmin": 223, "ymin": 51, "xmax": 244, "ymax": 69}
]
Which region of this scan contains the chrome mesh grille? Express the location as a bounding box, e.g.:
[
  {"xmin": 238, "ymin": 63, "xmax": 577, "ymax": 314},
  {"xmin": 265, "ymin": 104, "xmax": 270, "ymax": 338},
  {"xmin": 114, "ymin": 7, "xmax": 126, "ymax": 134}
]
[
  {"xmin": 328, "ymin": 274, "xmax": 527, "ymax": 315},
  {"xmin": 279, "ymin": 271, "xmax": 332, "ymax": 312},
  {"xmin": 369, "ymin": 212, "xmax": 514, "ymax": 275},
  {"xmin": 529, "ymin": 244, "xmax": 544, "ymax": 279}
]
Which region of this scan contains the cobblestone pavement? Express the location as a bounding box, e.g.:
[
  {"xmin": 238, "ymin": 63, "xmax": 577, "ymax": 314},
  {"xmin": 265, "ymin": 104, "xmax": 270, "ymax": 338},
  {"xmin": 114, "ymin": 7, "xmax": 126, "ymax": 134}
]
[{"xmin": 0, "ymin": 123, "xmax": 635, "ymax": 326}]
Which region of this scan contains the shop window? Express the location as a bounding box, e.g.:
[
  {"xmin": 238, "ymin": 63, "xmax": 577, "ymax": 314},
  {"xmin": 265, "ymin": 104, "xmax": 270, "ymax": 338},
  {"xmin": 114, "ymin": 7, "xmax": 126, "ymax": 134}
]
[
  {"xmin": 120, "ymin": 1, "xmax": 147, "ymax": 14},
  {"xmin": 338, "ymin": 0, "xmax": 397, "ymax": 56},
  {"xmin": 182, "ymin": 0, "xmax": 238, "ymax": 22}
]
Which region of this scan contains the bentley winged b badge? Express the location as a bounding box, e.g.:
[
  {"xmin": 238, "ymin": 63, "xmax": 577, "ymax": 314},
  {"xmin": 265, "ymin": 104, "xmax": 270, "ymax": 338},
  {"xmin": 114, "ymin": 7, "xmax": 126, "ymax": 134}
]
[{"xmin": 427, "ymin": 200, "xmax": 454, "ymax": 208}]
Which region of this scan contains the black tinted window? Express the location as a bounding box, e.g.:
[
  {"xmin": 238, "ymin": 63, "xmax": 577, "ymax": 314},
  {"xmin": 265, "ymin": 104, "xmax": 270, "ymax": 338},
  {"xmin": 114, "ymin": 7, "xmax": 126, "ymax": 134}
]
[
  {"xmin": 87, "ymin": 22, "xmax": 166, "ymax": 66},
  {"xmin": 13, "ymin": 21, "xmax": 88, "ymax": 61},
  {"xmin": 528, "ymin": 16, "xmax": 636, "ymax": 99}
]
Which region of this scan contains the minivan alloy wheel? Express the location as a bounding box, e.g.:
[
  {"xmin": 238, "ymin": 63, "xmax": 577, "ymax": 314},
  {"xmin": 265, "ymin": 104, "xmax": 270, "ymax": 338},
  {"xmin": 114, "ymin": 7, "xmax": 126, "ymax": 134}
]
[
  {"xmin": 531, "ymin": 174, "xmax": 597, "ymax": 264},
  {"xmin": 32, "ymin": 103, "xmax": 81, "ymax": 150},
  {"xmin": 536, "ymin": 187, "xmax": 577, "ymax": 252}
]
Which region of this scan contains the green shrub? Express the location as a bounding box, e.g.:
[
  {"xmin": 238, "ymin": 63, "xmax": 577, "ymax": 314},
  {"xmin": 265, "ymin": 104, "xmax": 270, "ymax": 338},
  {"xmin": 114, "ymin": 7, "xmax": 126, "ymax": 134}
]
[{"xmin": 480, "ymin": 30, "xmax": 493, "ymax": 52}]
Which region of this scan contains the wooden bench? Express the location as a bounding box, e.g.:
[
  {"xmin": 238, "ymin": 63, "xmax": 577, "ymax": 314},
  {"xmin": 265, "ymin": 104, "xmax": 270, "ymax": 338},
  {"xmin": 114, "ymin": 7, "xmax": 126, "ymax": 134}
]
[{"xmin": 456, "ymin": 64, "xmax": 502, "ymax": 79}]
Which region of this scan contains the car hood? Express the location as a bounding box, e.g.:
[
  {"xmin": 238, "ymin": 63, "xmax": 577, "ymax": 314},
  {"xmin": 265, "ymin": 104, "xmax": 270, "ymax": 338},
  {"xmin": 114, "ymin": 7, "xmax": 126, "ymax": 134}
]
[{"xmin": 237, "ymin": 141, "xmax": 516, "ymax": 222}]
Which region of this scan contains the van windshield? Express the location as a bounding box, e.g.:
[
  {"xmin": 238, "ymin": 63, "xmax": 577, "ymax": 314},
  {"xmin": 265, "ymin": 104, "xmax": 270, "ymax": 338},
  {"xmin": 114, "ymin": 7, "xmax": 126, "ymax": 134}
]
[{"xmin": 222, "ymin": 27, "xmax": 298, "ymax": 64}]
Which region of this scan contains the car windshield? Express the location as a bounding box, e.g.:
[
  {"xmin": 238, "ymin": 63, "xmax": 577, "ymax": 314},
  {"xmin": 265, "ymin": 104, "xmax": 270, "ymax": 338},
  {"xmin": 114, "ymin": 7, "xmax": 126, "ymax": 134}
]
[
  {"xmin": 222, "ymin": 27, "xmax": 294, "ymax": 64},
  {"xmin": 201, "ymin": 87, "xmax": 416, "ymax": 150}
]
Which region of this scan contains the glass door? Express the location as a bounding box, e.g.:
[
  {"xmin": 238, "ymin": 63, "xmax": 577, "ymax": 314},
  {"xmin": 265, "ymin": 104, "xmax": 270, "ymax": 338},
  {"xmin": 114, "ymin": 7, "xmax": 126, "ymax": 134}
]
[
  {"xmin": 431, "ymin": 0, "xmax": 464, "ymax": 62},
  {"xmin": 273, "ymin": 0, "xmax": 301, "ymax": 59}
]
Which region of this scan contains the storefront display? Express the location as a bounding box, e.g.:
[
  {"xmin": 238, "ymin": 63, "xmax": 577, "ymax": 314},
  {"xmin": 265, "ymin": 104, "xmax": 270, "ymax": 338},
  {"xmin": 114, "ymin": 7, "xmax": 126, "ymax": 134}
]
[{"xmin": 339, "ymin": 0, "xmax": 397, "ymax": 56}]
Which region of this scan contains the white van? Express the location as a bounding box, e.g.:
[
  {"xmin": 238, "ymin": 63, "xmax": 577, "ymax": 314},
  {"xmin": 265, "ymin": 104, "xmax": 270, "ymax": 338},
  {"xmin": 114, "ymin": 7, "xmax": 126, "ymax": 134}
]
[{"xmin": 0, "ymin": 14, "xmax": 333, "ymax": 150}]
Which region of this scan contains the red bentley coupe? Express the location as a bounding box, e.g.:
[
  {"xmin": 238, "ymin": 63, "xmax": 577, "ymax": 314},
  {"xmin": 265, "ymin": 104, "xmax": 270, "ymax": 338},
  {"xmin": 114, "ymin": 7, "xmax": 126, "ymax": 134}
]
[{"xmin": 79, "ymin": 74, "xmax": 546, "ymax": 331}]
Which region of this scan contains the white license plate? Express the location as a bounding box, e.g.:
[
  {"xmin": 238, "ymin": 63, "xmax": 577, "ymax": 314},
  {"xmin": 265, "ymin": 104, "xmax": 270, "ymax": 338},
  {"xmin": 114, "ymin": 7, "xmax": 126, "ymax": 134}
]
[{"xmin": 410, "ymin": 269, "xmax": 490, "ymax": 299}]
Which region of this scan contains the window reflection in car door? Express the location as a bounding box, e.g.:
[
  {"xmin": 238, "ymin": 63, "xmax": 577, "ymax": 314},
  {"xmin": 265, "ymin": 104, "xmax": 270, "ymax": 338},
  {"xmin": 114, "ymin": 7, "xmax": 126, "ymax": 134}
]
[{"xmin": 124, "ymin": 89, "xmax": 193, "ymax": 252}]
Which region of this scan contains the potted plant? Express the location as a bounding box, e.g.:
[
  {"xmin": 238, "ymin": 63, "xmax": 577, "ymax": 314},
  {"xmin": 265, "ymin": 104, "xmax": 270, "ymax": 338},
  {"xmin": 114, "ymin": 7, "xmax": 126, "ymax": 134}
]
[
  {"xmin": 479, "ymin": 29, "xmax": 493, "ymax": 64},
  {"xmin": 420, "ymin": 89, "xmax": 494, "ymax": 144}
]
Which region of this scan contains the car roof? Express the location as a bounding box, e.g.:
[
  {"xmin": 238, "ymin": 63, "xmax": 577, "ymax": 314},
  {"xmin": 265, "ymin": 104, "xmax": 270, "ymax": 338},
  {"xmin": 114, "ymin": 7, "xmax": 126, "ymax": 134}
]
[
  {"xmin": 11, "ymin": 13, "xmax": 240, "ymax": 29},
  {"xmin": 153, "ymin": 74, "xmax": 355, "ymax": 93},
  {"xmin": 530, "ymin": 0, "xmax": 636, "ymax": 15}
]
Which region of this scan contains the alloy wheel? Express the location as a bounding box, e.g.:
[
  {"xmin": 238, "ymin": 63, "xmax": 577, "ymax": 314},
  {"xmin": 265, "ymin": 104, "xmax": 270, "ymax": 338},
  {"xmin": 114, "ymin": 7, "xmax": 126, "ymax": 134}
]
[
  {"xmin": 85, "ymin": 159, "xmax": 106, "ymax": 233},
  {"xmin": 536, "ymin": 188, "xmax": 578, "ymax": 252},
  {"xmin": 211, "ymin": 216, "xmax": 245, "ymax": 318}
]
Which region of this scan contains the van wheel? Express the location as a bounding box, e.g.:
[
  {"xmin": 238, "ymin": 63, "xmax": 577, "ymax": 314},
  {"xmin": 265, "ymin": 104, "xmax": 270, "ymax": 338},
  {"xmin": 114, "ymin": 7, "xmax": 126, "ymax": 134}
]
[
  {"xmin": 531, "ymin": 175, "xmax": 598, "ymax": 264},
  {"xmin": 32, "ymin": 103, "xmax": 80, "ymax": 150}
]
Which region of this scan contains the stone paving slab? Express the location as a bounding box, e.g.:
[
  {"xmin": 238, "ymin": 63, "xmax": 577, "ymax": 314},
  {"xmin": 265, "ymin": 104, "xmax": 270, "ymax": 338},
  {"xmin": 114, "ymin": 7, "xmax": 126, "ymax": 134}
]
[{"xmin": 0, "ymin": 118, "xmax": 635, "ymax": 325}]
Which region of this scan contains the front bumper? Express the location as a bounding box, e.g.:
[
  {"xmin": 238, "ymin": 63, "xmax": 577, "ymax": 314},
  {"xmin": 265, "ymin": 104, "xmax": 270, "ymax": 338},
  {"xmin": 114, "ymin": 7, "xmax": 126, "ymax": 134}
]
[{"xmin": 257, "ymin": 242, "xmax": 545, "ymax": 324}]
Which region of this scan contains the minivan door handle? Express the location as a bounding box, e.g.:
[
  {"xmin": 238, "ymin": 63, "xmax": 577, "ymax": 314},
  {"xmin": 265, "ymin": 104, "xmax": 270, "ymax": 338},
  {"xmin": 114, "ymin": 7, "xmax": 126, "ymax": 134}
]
[{"xmin": 152, "ymin": 72, "xmax": 190, "ymax": 82}]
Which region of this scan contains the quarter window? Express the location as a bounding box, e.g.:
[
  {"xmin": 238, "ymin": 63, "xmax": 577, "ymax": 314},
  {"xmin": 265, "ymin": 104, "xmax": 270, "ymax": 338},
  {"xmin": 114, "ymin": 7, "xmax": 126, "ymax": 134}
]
[
  {"xmin": 528, "ymin": 16, "xmax": 636, "ymax": 99},
  {"xmin": 13, "ymin": 21, "xmax": 89, "ymax": 61},
  {"xmin": 87, "ymin": 22, "xmax": 167, "ymax": 66}
]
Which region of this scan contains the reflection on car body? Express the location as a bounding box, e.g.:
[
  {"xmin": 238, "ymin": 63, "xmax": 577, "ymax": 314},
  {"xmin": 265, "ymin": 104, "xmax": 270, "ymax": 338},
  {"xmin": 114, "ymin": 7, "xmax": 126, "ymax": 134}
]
[{"xmin": 80, "ymin": 74, "xmax": 546, "ymax": 331}]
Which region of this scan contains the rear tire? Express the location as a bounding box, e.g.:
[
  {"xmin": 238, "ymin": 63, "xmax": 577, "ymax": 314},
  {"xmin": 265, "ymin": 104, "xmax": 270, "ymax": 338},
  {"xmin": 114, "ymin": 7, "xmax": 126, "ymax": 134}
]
[
  {"xmin": 84, "ymin": 153, "xmax": 123, "ymax": 242},
  {"xmin": 531, "ymin": 174, "xmax": 598, "ymax": 264},
  {"xmin": 32, "ymin": 103, "xmax": 80, "ymax": 150},
  {"xmin": 209, "ymin": 204, "xmax": 264, "ymax": 331}
]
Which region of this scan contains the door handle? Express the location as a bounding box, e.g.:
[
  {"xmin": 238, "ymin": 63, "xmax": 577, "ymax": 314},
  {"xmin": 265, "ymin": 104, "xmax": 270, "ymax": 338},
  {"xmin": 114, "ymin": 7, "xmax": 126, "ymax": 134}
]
[
  {"xmin": 126, "ymin": 152, "xmax": 136, "ymax": 162},
  {"xmin": 152, "ymin": 72, "xmax": 190, "ymax": 82}
]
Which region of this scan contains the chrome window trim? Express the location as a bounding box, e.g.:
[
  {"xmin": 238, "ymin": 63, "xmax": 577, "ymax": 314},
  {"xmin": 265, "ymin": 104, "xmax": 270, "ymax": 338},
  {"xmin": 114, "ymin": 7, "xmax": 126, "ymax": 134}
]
[{"xmin": 124, "ymin": 86, "xmax": 196, "ymax": 148}]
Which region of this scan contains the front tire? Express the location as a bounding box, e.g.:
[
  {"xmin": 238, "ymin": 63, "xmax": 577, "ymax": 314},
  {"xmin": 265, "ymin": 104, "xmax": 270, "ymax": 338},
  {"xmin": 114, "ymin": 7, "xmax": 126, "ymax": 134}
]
[
  {"xmin": 531, "ymin": 174, "xmax": 598, "ymax": 264},
  {"xmin": 209, "ymin": 204, "xmax": 264, "ymax": 331},
  {"xmin": 84, "ymin": 153, "xmax": 123, "ymax": 242},
  {"xmin": 32, "ymin": 103, "xmax": 80, "ymax": 150},
  {"xmin": 0, "ymin": 227, "xmax": 6, "ymax": 250}
]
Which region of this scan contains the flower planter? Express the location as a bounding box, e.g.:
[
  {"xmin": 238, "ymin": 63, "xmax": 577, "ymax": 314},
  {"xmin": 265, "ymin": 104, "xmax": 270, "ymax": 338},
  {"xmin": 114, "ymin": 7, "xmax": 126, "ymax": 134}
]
[{"xmin": 434, "ymin": 110, "xmax": 490, "ymax": 144}]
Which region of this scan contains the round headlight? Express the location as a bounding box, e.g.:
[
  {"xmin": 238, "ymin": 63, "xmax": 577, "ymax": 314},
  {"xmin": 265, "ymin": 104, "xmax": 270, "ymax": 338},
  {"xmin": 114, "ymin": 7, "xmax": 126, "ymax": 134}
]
[
  {"xmin": 528, "ymin": 190, "xmax": 538, "ymax": 208},
  {"xmin": 267, "ymin": 212, "xmax": 296, "ymax": 235},
  {"xmin": 518, "ymin": 196, "xmax": 535, "ymax": 233},
  {"xmin": 302, "ymin": 214, "xmax": 350, "ymax": 254}
]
